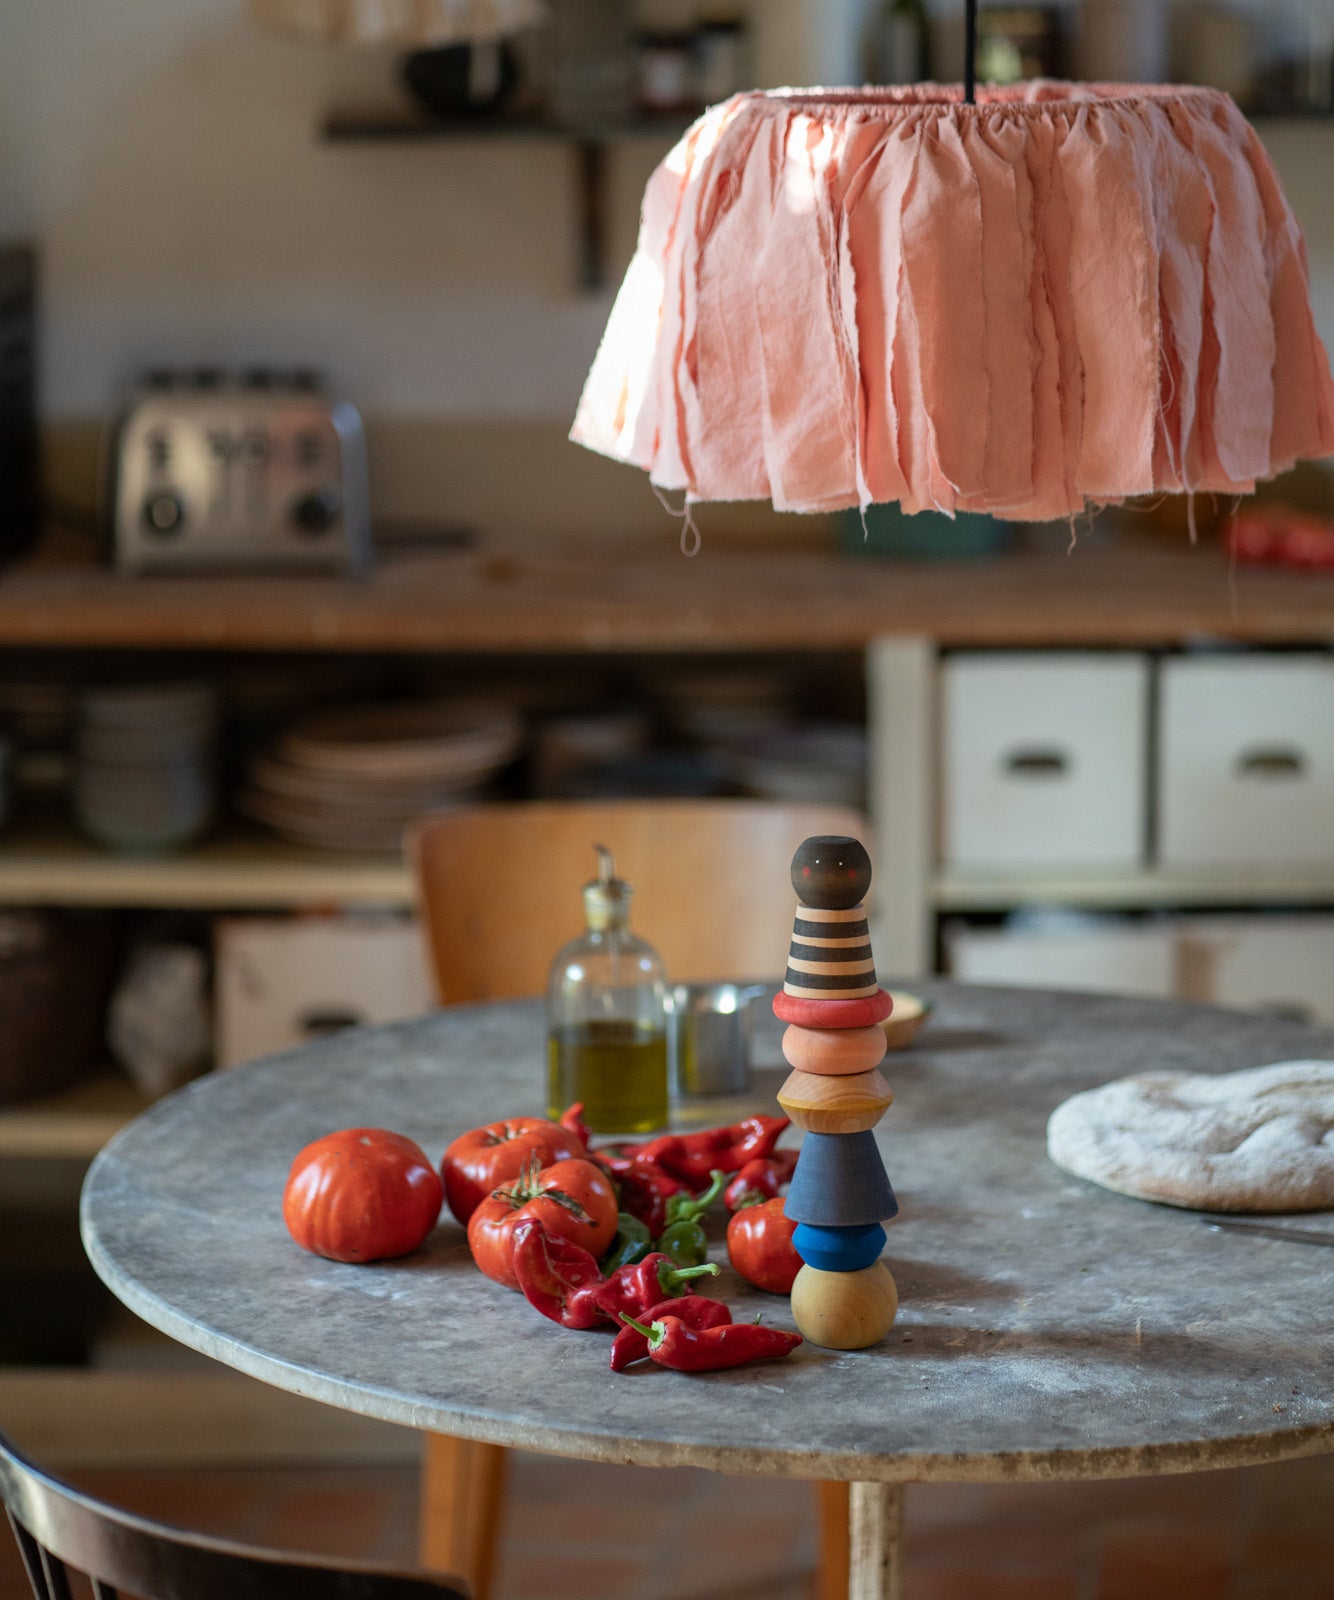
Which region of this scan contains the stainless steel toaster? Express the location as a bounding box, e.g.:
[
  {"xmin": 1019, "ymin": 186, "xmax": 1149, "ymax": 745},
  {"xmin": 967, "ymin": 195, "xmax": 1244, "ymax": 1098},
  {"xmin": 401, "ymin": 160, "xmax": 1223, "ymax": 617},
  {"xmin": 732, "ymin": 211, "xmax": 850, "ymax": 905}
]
[{"xmin": 103, "ymin": 370, "xmax": 371, "ymax": 574}]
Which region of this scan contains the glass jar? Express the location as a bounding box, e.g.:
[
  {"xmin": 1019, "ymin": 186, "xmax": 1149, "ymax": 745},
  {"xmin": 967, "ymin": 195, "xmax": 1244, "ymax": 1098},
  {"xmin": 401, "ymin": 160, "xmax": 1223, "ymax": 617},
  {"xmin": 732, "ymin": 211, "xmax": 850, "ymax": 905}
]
[{"xmin": 546, "ymin": 844, "xmax": 668, "ymax": 1134}]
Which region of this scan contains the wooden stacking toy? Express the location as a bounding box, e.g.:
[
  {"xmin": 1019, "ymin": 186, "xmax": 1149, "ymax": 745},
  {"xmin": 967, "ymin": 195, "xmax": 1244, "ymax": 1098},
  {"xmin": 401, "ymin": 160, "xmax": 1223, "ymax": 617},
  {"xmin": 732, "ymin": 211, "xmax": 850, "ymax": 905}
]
[{"xmin": 778, "ymin": 837, "xmax": 900, "ymax": 1350}]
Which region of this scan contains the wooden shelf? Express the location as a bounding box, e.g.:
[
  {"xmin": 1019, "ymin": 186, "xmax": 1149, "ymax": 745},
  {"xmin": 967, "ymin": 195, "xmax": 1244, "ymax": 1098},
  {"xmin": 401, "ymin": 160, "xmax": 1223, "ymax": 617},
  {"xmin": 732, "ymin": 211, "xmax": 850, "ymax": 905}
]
[
  {"xmin": 0, "ymin": 1068, "xmax": 149, "ymax": 1160},
  {"xmin": 0, "ymin": 536, "xmax": 1331, "ymax": 653},
  {"xmin": 934, "ymin": 865, "xmax": 1334, "ymax": 912},
  {"xmin": 0, "ymin": 822, "xmax": 413, "ymax": 910},
  {"xmin": 322, "ymin": 110, "xmax": 692, "ymax": 142},
  {"xmin": 0, "ymin": 1367, "xmax": 417, "ymax": 1468}
]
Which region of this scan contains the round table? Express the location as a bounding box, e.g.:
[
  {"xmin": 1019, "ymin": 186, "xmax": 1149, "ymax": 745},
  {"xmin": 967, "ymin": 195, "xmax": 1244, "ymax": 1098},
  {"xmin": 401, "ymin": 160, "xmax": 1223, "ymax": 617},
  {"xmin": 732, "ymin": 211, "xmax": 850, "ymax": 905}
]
[{"xmin": 81, "ymin": 983, "xmax": 1334, "ymax": 1600}]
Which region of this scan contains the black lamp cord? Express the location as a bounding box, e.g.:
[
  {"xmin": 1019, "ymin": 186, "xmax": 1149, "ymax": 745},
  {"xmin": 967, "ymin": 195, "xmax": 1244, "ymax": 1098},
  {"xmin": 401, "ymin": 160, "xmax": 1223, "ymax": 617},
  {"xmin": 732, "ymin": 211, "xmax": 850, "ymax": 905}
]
[{"xmin": 964, "ymin": 0, "xmax": 978, "ymax": 105}]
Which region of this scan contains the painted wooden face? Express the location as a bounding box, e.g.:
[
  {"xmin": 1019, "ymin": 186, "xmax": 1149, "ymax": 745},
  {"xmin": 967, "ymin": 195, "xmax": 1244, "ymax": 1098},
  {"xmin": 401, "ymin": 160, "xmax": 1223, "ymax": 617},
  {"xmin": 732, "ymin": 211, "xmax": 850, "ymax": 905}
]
[{"xmin": 789, "ymin": 836, "xmax": 871, "ymax": 909}]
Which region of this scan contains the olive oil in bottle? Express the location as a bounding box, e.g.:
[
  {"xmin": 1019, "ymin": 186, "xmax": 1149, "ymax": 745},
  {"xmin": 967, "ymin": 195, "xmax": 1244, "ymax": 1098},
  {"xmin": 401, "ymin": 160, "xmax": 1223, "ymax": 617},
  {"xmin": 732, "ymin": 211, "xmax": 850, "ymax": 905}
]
[{"xmin": 545, "ymin": 846, "xmax": 669, "ymax": 1134}]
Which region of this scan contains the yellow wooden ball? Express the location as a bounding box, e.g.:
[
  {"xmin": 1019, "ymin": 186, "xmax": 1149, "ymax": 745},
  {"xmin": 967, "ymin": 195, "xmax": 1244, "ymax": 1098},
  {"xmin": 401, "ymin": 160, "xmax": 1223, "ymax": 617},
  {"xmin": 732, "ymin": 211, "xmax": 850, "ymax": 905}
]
[{"xmin": 791, "ymin": 1260, "xmax": 898, "ymax": 1349}]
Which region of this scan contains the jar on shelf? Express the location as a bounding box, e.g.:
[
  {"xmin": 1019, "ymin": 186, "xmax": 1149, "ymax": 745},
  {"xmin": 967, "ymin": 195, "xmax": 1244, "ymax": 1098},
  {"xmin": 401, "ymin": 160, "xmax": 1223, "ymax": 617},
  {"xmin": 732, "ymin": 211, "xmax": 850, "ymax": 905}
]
[
  {"xmin": 636, "ymin": 29, "xmax": 697, "ymax": 114},
  {"xmin": 546, "ymin": 844, "xmax": 669, "ymax": 1134}
]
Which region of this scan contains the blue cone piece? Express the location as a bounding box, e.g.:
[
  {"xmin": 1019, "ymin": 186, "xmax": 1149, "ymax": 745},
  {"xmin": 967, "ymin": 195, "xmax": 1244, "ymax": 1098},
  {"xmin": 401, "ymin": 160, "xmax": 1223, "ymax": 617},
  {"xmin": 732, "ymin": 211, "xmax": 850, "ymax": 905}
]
[
  {"xmin": 783, "ymin": 1130, "xmax": 898, "ymax": 1227},
  {"xmin": 793, "ymin": 1221, "xmax": 886, "ymax": 1273}
]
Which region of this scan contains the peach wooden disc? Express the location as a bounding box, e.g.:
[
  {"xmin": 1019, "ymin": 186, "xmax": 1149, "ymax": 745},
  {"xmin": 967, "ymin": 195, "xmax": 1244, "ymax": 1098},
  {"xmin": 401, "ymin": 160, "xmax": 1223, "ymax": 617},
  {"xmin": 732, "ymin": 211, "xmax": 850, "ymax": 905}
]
[
  {"xmin": 782, "ymin": 1022, "xmax": 887, "ymax": 1076},
  {"xmin": 777, "ymin": 1066, "xmax": 894, "ymax": 1133}
]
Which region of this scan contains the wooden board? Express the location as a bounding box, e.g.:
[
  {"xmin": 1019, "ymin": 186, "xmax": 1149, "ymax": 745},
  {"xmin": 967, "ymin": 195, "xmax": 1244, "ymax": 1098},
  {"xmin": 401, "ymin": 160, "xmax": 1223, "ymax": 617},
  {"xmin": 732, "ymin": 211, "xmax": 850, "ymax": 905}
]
[
  {"xmin": 0, "ymin": 1369, "xmax": 418, "ymax": 1469},
  {"xmin": 0, "ymin": 1068, "xmax": 149, "ymax": 1159},
  {"xmin": 933, "ymin": 864, "xmax": 1334, "ymax": 910},
  {"xmin": 0, "ymin": 822, "xmax": 414, "ymax": 910},
  {"xmin": 0, "ymin": 534, "xmax": 1330, "ymax": 653}
]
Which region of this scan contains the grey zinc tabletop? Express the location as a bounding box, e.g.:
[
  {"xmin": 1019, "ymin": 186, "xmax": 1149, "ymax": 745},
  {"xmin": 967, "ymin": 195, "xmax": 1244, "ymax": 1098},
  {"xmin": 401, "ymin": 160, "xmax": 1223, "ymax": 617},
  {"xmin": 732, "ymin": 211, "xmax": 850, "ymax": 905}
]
[{"xmin": 81, "ymin": 983, "xmax": 1334, "ymax": 1484}]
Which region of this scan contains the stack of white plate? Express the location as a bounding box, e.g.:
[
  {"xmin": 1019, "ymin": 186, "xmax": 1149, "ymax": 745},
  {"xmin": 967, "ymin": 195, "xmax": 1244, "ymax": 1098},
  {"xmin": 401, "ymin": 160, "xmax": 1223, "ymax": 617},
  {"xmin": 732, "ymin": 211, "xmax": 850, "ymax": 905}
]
[
  {"xmin": 75, "ymin": 683, "xmax": 218, "ymax": 853},
  {"xmin": 241, "ymin": 699, "xmax": 524, "ymax": 852},
  {"xmin": 729, "ymin": 722, "xmax": 868, "ymax": 810}
]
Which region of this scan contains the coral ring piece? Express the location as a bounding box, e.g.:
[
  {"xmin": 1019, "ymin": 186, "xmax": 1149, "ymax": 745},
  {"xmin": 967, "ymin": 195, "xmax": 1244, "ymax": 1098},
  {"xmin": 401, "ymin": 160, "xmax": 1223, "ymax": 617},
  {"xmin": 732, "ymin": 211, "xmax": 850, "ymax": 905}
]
[{"xmin": 773, "ymin": 989, "xmax": 894, "ymax": 1030}]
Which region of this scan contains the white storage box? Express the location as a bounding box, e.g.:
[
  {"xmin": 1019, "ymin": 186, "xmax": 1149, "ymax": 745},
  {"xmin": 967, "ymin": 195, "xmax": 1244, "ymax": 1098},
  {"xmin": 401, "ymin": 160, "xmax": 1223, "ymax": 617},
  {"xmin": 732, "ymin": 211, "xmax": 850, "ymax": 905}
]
[
  {"xmin": 1157, "ymin": 654, "xmax": 1334, "ymax": 867},
  {"xmin": 1176, "ymin": 914, "xmax": 1334, "ymax": 1025},
  {"xmin": 215, "ymin": 914, "xmax": 432, "ymax": 1070},
  {"xmin": 941, "ymin": 653, "xmax": 1149, "ymax": 870},
  {"xmin": 946, "ymin": 917, "xmax": 1176, "ymax": 998}
]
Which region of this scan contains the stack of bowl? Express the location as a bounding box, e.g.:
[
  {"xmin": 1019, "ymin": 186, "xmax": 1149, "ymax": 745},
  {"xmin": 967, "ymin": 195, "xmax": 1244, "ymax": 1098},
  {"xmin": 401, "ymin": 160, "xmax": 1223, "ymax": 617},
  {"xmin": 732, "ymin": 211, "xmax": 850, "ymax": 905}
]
[
  {"xmin": 75, "ymin": 683, "xmax": 218, "ymax": 853},
  {"xmin": 729, "ymin": 722, "xmax": 868, "ymax": 809},
  {"xmin": 241, "ymin": 698, "xmax": 523, "ymax": 853}
]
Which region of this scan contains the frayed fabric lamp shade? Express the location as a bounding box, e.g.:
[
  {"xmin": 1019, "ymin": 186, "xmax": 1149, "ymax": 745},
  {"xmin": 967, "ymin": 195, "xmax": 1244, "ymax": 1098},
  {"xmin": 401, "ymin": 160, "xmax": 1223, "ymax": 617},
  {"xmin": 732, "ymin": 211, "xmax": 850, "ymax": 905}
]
[{"xmin": 571, "ymin": 83, "xmax": 1334, "ymax": 522}]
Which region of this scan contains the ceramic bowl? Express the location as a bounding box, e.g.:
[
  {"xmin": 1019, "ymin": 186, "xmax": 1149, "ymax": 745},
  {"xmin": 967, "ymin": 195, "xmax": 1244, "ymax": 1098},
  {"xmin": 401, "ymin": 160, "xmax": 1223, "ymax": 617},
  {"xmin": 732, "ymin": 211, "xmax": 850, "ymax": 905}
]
[{"xmin": 879, "ymin": 990, "xmax": 933, "ymax": 1050}]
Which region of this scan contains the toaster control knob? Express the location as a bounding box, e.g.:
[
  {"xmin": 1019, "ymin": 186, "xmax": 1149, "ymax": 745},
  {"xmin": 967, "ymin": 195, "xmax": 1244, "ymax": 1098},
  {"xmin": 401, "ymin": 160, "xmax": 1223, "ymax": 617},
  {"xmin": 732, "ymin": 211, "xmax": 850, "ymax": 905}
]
[
  {"xmin": 142, "ymin": 491, "xmax": 184, "ymax": 537},
  {"xmin": 291, "ymin": 488, "xmax": 341, "ymax": 536}
]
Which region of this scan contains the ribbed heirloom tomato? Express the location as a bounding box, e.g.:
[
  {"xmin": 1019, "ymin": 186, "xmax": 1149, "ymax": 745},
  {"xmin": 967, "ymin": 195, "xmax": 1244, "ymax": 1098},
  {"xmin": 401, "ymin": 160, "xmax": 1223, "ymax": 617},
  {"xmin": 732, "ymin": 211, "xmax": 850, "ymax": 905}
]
[
  {"xmin": 283, "ymin": 1128, "xmax": 443, "ymax": 1264},
  {"xmin": 467, "ymin": 1157, "xmax": 617, "ymax": 1290},
  {"xmin": 441, "ymin": 1115, "xmax": 586, "ymax": 1225}
]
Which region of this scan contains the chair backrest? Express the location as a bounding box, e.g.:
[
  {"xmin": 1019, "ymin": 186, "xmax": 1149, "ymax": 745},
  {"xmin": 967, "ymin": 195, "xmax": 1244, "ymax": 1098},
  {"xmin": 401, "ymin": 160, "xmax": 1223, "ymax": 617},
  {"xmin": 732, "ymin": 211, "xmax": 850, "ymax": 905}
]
[
  {"xmin": 410, "ymin": 799, "xmax": 868, "ymax": 1004},
  {"xmin": 0, "ymin": 1430, "xmax": 468, "ymax": 1600}
]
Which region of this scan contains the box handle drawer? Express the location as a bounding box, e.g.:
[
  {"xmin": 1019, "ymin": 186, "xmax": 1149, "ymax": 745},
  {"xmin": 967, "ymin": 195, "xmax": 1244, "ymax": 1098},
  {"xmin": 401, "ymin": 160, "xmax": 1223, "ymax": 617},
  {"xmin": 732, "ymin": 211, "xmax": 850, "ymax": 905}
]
[
  {"xmin": 298, "ymin": 1007, "xmax": 365, "ymax": 1039},
  {"xmin": 1001, "ymin": 747, "xmax": 1070, "ymax": 779},
  {"xmin": 1236, "ymin": 747, "xmax": 1306, "ymax": 781}
]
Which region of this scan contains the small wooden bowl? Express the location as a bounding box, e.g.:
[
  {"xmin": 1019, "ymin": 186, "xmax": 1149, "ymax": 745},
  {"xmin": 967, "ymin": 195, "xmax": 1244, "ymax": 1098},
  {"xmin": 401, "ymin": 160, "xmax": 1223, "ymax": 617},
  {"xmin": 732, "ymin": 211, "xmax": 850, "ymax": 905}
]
[{"xmin": 880, "ymin": 990, "xmax": 932, "ymax": 1050}]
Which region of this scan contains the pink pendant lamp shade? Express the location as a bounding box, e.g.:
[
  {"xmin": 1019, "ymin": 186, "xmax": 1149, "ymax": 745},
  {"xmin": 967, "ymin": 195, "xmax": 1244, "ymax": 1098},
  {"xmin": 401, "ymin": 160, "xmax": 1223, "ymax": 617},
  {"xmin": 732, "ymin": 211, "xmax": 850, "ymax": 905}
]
[{"xmin": 571, "ymin": 83, "xmax": 1334, "ymax": 521}]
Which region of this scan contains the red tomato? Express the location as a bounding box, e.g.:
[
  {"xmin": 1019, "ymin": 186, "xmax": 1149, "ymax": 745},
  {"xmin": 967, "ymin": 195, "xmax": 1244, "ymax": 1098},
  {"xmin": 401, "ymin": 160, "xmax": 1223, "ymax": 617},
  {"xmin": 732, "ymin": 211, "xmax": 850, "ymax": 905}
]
[
  {"xmin": 1279, "ymin": 517, "xmax": 1334, "ymax": 571},
  {"xmin": 467, "ymin": 1157, "xmax": 616, "ymax": 1290},
  {"xmin": 441, "ymin": 1116, "xmax": 586, "ymax": 1225},
  {"xmin": 727, "ymin": 1198, "xmax": 801, "ymax": 1295},
  {"xmin": 1228, "ymin": 511, "xmax": 1280, "ymax": 564},
  {"xmin": 283, "ymin": 1128, "xmax": 443, "ymax": 1264}
]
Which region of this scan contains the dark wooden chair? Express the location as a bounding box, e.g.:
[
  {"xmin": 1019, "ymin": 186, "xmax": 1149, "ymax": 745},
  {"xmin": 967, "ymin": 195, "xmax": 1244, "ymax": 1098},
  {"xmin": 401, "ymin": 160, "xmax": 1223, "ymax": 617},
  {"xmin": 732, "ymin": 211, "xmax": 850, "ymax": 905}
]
[{"xmin": 0, "ymin": 1429, "xmax": 470, "ymax": 1600}]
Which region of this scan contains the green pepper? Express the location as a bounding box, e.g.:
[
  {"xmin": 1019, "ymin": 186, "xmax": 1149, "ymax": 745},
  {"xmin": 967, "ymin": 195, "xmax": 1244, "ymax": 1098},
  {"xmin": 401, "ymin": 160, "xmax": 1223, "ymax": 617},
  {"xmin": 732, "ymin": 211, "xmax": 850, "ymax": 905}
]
[
  {"xmin": 655, "ymin": 1170, "xmax": 727, "ymax": 1269},
  {"xmin": 600, "ymin": 1211, "xmax": 654, "ymax": 1274},
  {"xmin": 662, "ymin": 1168, "xmax": 726, "ymax": 1228}
]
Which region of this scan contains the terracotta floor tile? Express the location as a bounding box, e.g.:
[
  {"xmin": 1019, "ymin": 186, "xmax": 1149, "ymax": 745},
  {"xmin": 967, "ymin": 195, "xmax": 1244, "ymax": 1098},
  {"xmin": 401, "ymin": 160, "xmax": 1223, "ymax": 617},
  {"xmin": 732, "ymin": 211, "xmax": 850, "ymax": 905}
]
[
  {"xmin": 908, "ymin": 1521, "xmax": 1087, "ymax": 1572},
  {"xmin": 1240, "ymin": 1530, "xmax": 1334, "ymax": 1585},
  {"xmin": 4, "ymin": 1450, "xmax": 1332, "ymax": 1600},
  {"xmin": 1094, "ymin": 1527, "xmax": 1236, "ymax": 1600},
  {"xmin": 907, "ymin": 1573, "xmax": 1081, "ymax": 1600},
  {"xmin": 495, "ymin": 1548, "xmax": 649, "ymax": 1599}
]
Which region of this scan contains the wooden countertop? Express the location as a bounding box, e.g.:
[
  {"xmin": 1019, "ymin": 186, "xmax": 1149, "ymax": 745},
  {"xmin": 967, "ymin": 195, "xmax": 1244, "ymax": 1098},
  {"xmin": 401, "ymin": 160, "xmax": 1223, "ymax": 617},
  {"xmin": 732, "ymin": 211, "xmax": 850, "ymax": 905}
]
[{"xmin": 2, "ymin": 532, "xmax": 1331, "ymax": 653}]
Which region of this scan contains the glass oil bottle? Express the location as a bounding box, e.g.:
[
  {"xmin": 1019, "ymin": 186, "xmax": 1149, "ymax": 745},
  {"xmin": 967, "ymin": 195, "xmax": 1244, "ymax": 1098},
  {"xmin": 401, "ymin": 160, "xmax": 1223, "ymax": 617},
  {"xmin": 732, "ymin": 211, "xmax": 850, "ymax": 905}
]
[{"xmin": 546, "ymin": 844, "xmax": 668, "ymax": 1134}]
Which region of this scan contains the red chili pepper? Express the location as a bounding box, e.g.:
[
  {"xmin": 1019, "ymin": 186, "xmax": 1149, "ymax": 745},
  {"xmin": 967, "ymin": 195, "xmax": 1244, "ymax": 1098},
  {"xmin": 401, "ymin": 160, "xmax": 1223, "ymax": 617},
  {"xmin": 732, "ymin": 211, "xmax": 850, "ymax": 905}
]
[
  {"xmin": 592, "ymin": 1157, "xmax": 692, "ymax": 1236},
  {"xmin": 513, "ymin": 1226, "xmax": 719, "ymax": 1330},
  {"xmin": 510, "ymin": 1219, "xmax": 609, "ymax": 1329},
  {"xmin": 627, "ymin": 1116, "xmax": 791, "ymax": 1186},
  {"xmin": 558, "ymin": 1101, "xmax": 591, "ymax": 1149},
  {"xmin": 723, "ymin": 1152, "xmax": 798, "ymax": 1212},
  {"xmin": 589, "ymin": 1251, "xmax": 720, "ymax": 1324},
  {"xmin": 591, "ymin": 1142, "xmax": 651, "ymax": 1175},
  {"xmin": 610, "ymin": 1294, "xmax": 730, "ymax": 1372},
  {"xmin": 618, "ymin": 1313, "xmax": 802, "ymax": 1372}
]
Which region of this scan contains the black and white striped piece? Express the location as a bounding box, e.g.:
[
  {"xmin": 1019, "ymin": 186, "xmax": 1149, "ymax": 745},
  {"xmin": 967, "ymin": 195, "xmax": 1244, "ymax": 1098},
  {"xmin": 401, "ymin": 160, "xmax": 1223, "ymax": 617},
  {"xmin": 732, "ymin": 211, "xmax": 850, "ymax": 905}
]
[{"xmin": 784, "ymin": 835, "xmax": 880, "ymax": 1000}]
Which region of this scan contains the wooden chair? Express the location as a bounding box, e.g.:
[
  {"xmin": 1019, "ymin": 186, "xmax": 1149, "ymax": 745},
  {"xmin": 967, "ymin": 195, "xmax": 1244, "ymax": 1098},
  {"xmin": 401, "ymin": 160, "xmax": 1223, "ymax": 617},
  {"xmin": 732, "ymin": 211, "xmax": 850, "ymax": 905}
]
[
  {"xmin": 409, "ymin": 798, "xmax": 866, "ymax": 1600},
  {"xmin": 0, "ymin": 1428, "xmax": 469, "ymax": 1600}
]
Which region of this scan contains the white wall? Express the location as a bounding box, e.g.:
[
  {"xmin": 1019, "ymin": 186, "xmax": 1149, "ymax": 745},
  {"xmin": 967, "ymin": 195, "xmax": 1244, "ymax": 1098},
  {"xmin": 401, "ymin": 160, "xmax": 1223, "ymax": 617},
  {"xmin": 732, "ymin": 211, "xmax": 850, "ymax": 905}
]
[
  {"xmin": 2, "ymin": 1, "xmax": 1332, "ymax": 429},
  {"xmin": 2, "ymin": 0, "xmax": 647, "ymax": 420}
]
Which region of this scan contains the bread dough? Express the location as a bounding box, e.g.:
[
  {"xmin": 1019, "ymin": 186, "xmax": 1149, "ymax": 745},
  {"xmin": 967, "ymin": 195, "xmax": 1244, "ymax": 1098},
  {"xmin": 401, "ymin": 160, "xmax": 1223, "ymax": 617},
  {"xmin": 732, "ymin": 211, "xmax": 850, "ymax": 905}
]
[{"xmin": 1047, "ymin": 1060, "xmax": 1334, "ymax": 1212}]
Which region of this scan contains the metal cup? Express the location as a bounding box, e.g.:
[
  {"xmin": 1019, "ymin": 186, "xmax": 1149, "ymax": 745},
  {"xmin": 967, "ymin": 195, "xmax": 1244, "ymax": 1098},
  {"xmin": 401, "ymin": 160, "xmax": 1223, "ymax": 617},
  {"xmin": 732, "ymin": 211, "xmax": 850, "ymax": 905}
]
[{"xmin": 666, "ymin": 982, "xmax": 768, "ymax": 1101}]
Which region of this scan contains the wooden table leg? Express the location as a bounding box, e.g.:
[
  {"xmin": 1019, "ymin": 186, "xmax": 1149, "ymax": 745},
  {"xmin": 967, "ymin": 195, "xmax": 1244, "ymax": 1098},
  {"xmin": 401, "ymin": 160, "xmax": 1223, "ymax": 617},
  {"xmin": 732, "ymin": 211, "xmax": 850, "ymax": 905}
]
[
  {"xmin": 420, "ymin": 1433, "xmax": 508, "ymax": 1600},
  {"xmin": 816, "ymin": 1481, "xmax": 851, "ymax": 1600},
  {"xmin": 847, "ymin": 1481, "xmax": 905, "ymax": 1600}
]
